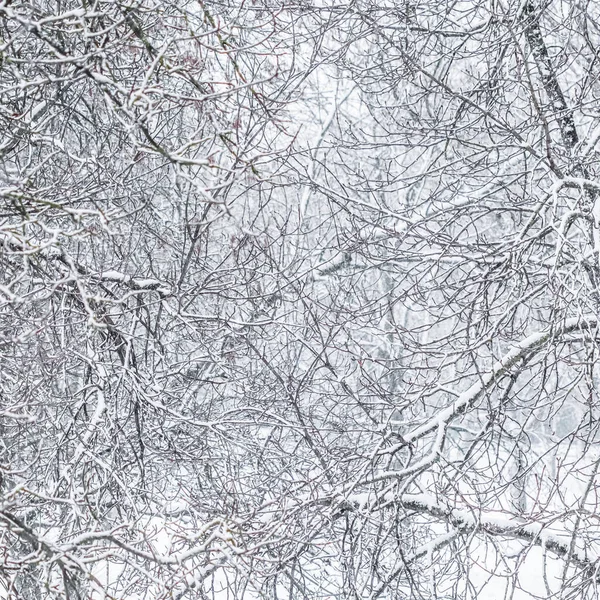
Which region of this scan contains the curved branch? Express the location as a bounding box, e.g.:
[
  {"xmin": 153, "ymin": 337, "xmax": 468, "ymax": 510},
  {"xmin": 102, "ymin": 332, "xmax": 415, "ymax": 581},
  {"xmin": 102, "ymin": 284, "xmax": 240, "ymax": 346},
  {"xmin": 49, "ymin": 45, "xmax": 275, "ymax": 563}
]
[{"xmin": 384, "ymin": 316, "xmax": 598, "ymax": 455}]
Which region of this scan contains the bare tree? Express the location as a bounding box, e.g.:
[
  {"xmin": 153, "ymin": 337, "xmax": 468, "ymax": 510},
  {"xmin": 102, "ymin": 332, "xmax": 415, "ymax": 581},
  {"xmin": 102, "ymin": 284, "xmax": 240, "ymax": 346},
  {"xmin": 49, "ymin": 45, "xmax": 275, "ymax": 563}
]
[{"xmin": 2, "ymin": 0, "xmax": 600, "ymax": 599}]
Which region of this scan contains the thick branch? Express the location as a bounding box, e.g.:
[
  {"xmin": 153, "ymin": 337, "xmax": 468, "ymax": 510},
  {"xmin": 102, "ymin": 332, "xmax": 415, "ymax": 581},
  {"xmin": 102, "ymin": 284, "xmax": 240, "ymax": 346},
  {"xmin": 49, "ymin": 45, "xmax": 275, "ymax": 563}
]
[
  {"xmin": 401, "ymin": 494, "xmax": 599, "ymax": 574},
  {"xmin": 383, "ymin": 316, "xmax": 598, "ymax": 454},
  {"xmin": 523, "ymin": 1, "xmax": 579, "ymax": 150}
]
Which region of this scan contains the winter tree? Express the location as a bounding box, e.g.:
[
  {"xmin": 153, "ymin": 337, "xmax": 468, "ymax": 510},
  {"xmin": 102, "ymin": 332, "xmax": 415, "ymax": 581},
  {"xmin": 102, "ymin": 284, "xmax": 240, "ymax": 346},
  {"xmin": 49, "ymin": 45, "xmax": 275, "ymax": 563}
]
[{"xmin": 1, "ymin": 0, "xmax": 600, "ymax": 598}]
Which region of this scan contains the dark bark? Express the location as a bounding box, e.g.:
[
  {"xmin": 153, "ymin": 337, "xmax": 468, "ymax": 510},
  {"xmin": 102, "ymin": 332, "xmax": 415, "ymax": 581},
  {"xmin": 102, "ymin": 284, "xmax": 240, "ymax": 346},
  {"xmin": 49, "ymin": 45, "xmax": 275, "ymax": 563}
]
[{"xmin": 523, "ymin": 1, "xmax": 580, "ymax": 151}]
